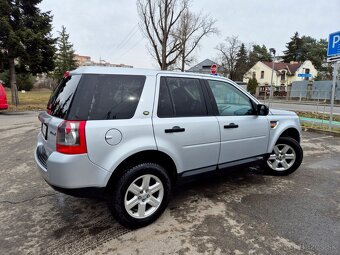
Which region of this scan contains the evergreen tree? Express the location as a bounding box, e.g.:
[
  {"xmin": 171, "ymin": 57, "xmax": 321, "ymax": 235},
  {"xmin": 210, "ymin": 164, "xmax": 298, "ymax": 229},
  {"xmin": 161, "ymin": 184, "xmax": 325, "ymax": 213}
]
[
  {"xmin": 248, "ymin": 44, "xmax": 272, "ymax": 67},
  {"xmin": 54, "ymin": 26, "xmax": 77, "ymax": 81},
  {"xmin": 300, "ymin": 36, "xmax": 327, "ymax": 70},
  {"xmin": 0, "ymin": 0, "xmax": 56, "ymax": 105},
  {"xmin": 247, "ymin": 77, "xmax": 258, "ymax": 95},
  {"xmin": 234, "ymin": 43, "xmax": 249, "ymax": 81},
  {"xmin": 283, "ymin": 32, "xmax": 303, "ymax": 63}
]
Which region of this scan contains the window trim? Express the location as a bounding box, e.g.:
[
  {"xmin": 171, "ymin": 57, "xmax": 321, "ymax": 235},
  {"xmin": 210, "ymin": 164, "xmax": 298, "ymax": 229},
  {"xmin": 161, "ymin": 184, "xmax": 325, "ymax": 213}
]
[
  {"xmin": 157, "ymin": 76, "xmax": 211, "ymax": 118},
  {"xmin": 203, "ymin": 79, "xmax": 257, "ymax": 117}
]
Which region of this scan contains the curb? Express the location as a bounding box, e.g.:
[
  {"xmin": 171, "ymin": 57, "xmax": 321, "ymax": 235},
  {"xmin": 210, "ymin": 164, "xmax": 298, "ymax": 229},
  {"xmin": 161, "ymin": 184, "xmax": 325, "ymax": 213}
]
[{"xmin": 302, "ymin": 127, "xmax": 340, "ymax": 137}]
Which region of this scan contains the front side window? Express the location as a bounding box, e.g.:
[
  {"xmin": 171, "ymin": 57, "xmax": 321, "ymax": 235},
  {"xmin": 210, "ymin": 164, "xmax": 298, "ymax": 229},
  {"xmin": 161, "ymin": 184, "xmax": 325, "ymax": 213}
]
[
  {"xmin": 157, "ymin": 77, "xmax": 207, "ymax": 117},
  {"xmin": 207, "ymin": 80, "xmax": 254, "ymax": 116}
]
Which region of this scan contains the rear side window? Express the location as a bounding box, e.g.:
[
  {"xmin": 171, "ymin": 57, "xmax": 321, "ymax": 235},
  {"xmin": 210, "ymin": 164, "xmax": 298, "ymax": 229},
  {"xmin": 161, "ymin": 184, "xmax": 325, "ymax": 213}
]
[
  {"xmin": 157, "ymin": 77, "xmax": 207, "ymax": 117},
  {"xmin": 68, "ymin": 74, "xmax": 146, "ymax": 120},
  {"xmin": 48, "ymin": 75, "xmax": 81, "ymax": 119}
]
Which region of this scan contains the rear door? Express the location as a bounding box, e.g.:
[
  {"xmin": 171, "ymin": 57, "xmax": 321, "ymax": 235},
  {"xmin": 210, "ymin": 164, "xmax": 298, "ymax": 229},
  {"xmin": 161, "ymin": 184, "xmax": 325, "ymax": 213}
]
[
  {"xmin": 204, "ymin": 79, "xmax": 269, "ymax": 165},
  {"xmin": 152, "ymin": 75, "xmax": 220, "ymax": 174}
]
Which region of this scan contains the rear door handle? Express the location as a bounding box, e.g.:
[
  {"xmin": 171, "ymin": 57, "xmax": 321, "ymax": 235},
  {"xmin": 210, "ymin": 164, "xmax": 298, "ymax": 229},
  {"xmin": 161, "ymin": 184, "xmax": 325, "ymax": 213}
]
[
  {"xmin": 224, "ymin": 123, "xmax": 239, "ymax": 129},
  {"xmin": 165, "ymin": 126, "xmax": 185, "ymax": 133}
]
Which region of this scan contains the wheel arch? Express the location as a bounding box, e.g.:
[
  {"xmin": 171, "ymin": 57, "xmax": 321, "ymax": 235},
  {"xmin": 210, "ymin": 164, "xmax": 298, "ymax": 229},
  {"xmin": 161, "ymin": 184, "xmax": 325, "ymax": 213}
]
[
  {"xmin": 268, "ymin": 126, "xmax": 301, "ymax": 153},
  {"xmin": 279, "ymin": 128, "xmax": 300, "ymax": 143},
  {"xmin": 106, "ymin": 150, "xmax": 177, "ymax": 191}
]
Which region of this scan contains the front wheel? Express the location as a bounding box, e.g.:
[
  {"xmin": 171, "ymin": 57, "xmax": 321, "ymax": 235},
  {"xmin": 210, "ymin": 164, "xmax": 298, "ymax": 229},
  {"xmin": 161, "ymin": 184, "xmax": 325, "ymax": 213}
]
[
  {"xmin": 263, "ymin": 137, "xmax": 303, "ymax": 176},
  {"xmin": 108, "ymin": 162, "xmax": 171, "ymax": 229}
]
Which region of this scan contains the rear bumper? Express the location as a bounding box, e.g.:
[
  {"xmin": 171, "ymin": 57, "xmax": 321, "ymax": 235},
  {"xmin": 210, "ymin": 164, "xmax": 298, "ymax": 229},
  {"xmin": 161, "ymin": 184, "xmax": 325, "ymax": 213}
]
[
  {"xmin": 34, "ymin": 144, "xmax": 111, "ymax": 191},
  {"xmin": 47, "ymin": 183, "xmax": 105, "ymax": 198}
]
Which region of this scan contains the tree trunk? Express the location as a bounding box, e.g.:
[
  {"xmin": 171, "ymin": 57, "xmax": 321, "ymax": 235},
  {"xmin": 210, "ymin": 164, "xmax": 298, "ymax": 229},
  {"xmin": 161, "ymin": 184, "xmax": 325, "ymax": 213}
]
[
  {"xmin": 180, "ymin": 41, "xmax": 186, "ymax": 72},
  {"xmin": 9, "ymin": 58, "xmax": 19, "ymax": 106}
]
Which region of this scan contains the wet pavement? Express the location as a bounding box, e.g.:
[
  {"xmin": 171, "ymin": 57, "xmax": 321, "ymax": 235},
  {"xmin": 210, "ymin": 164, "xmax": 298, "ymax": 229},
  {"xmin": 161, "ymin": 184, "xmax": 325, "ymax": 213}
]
[{"xmin": 0, "ymin": 111, "xmax": 339, "ymax": 255}]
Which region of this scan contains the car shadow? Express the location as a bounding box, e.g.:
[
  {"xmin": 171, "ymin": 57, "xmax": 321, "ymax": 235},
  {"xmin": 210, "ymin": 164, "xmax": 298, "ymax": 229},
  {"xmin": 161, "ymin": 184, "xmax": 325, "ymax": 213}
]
[{"xmin": 29, "ymin": 166, "xmax": 267, "ymax": 254}]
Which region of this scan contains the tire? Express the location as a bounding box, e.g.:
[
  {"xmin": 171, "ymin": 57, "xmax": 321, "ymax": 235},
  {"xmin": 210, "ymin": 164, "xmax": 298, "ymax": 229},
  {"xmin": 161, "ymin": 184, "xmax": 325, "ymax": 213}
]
[
  {"xmin": 108, "ymin": 162, "xmax": 171, "ymax": 229},
  {"xmin": 262, "ymin": 137, "xmax": 303, "ymax": 176}
]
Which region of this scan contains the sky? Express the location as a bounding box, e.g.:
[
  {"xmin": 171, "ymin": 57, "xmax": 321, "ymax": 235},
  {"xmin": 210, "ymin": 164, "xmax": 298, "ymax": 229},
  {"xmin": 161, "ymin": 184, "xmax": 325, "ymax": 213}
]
[{"xmin": 39, "ymin": 0, "xmax": 340, "ymax": 69}]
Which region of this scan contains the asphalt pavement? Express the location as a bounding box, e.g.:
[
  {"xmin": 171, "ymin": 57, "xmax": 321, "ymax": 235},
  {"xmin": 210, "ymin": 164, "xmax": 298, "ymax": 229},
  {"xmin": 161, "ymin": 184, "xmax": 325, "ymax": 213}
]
[{"xmin": 0, "ymin": 111, "xmax": 339, "ymax": 255}]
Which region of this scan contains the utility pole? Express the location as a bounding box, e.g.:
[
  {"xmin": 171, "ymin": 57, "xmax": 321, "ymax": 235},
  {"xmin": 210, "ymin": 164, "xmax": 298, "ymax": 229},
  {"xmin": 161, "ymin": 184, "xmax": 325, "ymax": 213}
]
[{"xmin": 269, "ymin": 48, "xmax": 276, "ymax": 106}]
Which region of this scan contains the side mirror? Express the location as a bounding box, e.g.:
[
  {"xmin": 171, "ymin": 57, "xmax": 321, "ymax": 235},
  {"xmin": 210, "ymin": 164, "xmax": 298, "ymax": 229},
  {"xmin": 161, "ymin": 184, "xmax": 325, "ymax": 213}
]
[{"xmin": 256, "ymin": 104, "xmax": 269, "ymax": 116}]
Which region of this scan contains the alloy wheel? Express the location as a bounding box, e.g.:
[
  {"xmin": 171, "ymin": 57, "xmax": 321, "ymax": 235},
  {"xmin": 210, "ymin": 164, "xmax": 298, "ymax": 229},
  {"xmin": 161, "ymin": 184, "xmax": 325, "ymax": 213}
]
[
  {"xmin": 267, "ymin": 144, "xmax": 296, "ymax": 171},
  {"xmin": 124, "ymin": 174, "xmax": 164, "ymax": 219}
]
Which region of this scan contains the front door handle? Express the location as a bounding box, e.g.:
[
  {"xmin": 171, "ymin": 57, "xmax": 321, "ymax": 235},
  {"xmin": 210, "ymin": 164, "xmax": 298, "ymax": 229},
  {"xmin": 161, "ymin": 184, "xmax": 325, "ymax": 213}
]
[
  {"xmin": 224, "ymin": 123, "xmax": 239, "ymax": 129},
  {"xmin": 165, "ymin": 126, "xmax": 185, "ymax": 133}
]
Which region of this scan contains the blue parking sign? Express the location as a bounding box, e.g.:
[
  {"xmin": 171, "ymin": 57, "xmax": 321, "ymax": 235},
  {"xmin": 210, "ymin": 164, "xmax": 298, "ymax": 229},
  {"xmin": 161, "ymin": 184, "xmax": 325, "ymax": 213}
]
[{"xmin": 328, "ymin": 31, "xmax": 340, "ymax": 57}]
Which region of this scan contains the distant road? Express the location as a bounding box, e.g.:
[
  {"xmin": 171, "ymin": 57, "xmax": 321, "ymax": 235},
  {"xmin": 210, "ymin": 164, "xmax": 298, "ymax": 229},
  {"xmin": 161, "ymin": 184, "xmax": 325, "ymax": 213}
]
[{"xmin": 268, "ymin": 102, "xmax": 340, "ymax": 115}]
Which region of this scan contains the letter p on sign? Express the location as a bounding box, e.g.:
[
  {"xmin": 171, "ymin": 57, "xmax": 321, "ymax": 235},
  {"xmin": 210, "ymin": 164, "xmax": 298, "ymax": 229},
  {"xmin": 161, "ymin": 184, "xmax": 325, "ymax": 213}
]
[
  {"xmin": 333, "ymin": 35, "xmax": 340, "ymax": 48},
  {"xmin": 328, "ymin": 31, "xmax": 340, "ymax": 59}
]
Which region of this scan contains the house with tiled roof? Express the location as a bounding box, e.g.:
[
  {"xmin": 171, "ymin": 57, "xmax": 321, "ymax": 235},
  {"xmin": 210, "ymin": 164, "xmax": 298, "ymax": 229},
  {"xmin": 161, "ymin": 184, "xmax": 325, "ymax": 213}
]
[{"xmin": 243, "ymin": 60, "xmax": 318, "ymax": 90}]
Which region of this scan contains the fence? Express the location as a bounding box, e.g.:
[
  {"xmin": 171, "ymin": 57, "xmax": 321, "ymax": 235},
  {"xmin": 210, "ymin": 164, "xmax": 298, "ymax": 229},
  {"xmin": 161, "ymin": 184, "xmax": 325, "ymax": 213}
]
[{"xmin": 255, "ymin": 80, "xmax": 340, "ymax": 132}]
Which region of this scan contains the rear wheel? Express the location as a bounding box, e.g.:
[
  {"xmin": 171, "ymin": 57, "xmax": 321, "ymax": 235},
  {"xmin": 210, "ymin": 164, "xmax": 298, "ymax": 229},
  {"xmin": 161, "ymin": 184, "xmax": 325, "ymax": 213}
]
[
  {"xmin": 263, "ymin": 137, "xmax": 303, "ymax": 176},
  {"xmin": 108, "ymin": 162, "xmax": 171, "ymax": 229}
]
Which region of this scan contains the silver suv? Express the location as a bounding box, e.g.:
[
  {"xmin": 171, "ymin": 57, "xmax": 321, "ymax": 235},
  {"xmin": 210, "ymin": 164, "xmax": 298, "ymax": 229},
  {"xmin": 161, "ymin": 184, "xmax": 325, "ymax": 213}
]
[{"xmin": 35, "ymin": 66, "xmax": 303, "ymax": 228}]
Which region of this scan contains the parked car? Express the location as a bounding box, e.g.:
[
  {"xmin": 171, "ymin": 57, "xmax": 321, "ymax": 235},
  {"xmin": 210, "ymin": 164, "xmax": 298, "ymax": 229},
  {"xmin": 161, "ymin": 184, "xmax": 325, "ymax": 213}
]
[
  {"xmin": 0, "ymin": 83, "xmax": 8, "ymax": 110},
  {"xmin": 35, "ymin": 67, "xmax": 303, "ymax": 229}
]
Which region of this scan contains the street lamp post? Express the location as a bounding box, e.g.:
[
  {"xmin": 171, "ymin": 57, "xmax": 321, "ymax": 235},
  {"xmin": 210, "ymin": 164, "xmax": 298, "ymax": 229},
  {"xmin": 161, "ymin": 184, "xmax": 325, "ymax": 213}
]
[{"xmin": 269, "ymin": 48, "xmax": 276, "ymax": 106}]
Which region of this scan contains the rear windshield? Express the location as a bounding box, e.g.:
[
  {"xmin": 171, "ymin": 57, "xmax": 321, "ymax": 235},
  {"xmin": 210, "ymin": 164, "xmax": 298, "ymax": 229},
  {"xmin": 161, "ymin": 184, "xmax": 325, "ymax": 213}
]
[{"xmin": 48, "ymin": 74, "xmax": 146, "ymax": 120}]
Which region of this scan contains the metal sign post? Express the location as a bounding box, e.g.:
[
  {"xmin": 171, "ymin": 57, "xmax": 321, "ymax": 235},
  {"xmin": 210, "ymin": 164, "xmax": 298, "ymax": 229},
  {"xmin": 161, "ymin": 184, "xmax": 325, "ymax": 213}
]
[
  {"xmin": 327, "ymin": 31, "xmax": 340, "ymax": 131},
  {"xmin": 329, "ymin": 61, "xmax": 338, "ymax": 131}
]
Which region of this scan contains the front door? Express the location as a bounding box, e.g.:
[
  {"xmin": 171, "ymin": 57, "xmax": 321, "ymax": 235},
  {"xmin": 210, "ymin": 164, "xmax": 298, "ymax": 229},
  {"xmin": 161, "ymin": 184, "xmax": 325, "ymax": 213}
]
[
  {"xmin": 205, "ymin": 79, "xmax": 269, "ymax": 165},
  {"xmin": 152, "ymin": 76, "xmax": 220, "ymax": 174}
]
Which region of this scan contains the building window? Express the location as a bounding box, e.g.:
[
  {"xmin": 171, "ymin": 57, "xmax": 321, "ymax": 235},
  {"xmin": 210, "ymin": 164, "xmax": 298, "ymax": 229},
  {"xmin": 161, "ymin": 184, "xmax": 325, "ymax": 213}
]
[
  {"xmin": 252, "ymin": 72, "xmax": 256, "ymax": 79},
  {"xmin": 260, "ymin": 71, "xmax": 264, "ymax": 79},
  {"xmin": 304, "ymin": 68, "xmax": 310, "ymax": 80},
  {"xmin": 281, "ymin": 71, "xmax": 286, "ymax": 81}
]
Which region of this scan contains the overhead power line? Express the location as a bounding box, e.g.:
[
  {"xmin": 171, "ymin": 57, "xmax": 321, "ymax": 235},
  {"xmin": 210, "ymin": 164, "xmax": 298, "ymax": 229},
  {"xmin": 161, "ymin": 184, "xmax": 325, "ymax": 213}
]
[{"xmin": 116, "ymin": 24, "xmax": 139, "ymax": 49}]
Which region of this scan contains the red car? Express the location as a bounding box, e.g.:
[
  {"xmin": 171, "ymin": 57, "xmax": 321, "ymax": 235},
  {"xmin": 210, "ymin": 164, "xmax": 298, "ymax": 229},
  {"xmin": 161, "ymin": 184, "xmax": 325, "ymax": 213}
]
[{"xmin": 0, "ymin": 83, "xmax": 9, "ymax": 110}]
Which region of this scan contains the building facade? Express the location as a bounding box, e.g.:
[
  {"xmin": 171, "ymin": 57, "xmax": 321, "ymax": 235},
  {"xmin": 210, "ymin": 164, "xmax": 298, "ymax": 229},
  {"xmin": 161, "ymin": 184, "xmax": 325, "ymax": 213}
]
[
  {"xmin": 73, "ymin": 54, "xmax": 133, "ymax": 68},
  {"xmin": 243, "ymin": 60, "xmax": 318, "ymax": 92},
  {"xmin": 74, "ymin": 54, "xmax": 92, "ymax": 66}
]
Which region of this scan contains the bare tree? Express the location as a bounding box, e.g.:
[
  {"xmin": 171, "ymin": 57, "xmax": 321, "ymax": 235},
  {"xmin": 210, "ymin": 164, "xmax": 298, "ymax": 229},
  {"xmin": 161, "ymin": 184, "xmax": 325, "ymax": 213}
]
[
  {"xmin": 137, "ymin": 0, "xmax": 188, "ymax": 70},
  {"xmin": 175, "ymin": 10, "xmax": 218, "ymax": 71},
  {"xmin": 216, "ymin": 36, "xmax": 241, "ymax": 79}
]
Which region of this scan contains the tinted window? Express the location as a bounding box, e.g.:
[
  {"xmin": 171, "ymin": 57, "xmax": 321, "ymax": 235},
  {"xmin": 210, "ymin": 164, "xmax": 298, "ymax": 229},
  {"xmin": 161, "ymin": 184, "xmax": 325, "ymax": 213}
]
[
  {"xmin": 48, "ymin": 75, "xmax": 81, "ymax": 119},
  {"xmin": 158, "ymin": 77, "xmax": 207, "ymax": 117},
  {"xmin": 207, "ymin": 80, "xmax": 254, "ymax": 116},
  {"xmin": 68, "ymin": 74, "xmax": 145, "ymax": 120},
  {"xmin": 157, "ymin": 77, "xmax": 174, "ymax": 117}
]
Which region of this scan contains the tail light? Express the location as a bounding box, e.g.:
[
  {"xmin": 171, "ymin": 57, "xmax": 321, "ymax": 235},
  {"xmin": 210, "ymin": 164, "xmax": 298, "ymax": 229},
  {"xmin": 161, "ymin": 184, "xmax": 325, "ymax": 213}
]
[
  {"xmin": 47, "ymin": 104, "xmax": 52, "ymax": 115},
  {"xmin": 56, "ymin": 121, "xmax": 87, "ymax": 154}
]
